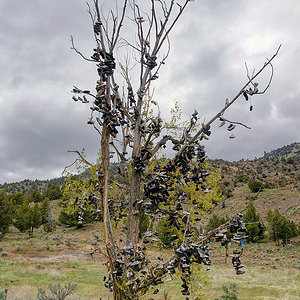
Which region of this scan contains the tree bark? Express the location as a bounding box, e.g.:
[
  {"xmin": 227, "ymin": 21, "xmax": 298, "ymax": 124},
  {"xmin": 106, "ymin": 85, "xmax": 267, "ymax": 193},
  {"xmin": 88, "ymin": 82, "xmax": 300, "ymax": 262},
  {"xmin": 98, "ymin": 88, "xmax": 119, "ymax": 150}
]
[
  {"xmin": 100, "ymin": 124, "xmax": 116, "ymax": 265},
  {"xmin": 127, "ymin": 94, "xmax": 144, "ymax": 246}
]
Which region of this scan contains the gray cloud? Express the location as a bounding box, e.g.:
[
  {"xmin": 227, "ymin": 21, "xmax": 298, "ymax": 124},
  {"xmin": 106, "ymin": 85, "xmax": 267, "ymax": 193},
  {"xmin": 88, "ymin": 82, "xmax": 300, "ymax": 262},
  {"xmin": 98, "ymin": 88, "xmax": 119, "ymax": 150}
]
[{"xmin": 0, "ymin": 0, "xmax": 299, "ymax": 183}]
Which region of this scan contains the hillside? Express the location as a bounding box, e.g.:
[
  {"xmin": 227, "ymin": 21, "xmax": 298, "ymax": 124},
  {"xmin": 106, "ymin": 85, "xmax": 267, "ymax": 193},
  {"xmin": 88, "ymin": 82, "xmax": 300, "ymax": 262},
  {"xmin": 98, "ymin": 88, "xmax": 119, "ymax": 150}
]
[
  {"xmin": 0, "ymin": 143, "xmax": 299, "ymax": 299},
  {"xmin": 1, "ymin": 143, "xmax": 299, "ymax": 222},
  {"xmin": 211, "ymin": 142, "xmax": 300, "ymax": 222},
  {"xmin": 0, "ymin": 177, "xmax": 65, "ymax": 194}
]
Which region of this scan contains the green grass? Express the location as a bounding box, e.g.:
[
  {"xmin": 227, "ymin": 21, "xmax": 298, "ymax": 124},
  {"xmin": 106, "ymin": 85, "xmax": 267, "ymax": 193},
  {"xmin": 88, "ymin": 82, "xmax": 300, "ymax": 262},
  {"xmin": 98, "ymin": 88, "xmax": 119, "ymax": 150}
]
[
  {"xmin": 0, "ymin": 260, "xmax": 108, "ymax": 299},
  {"xmin": 1, "ymin": 257, "xmax": 299, "ymax": 299},
  {"xmin": 1, "ymin": 216, "xmax": 299, "ymax": 299}
]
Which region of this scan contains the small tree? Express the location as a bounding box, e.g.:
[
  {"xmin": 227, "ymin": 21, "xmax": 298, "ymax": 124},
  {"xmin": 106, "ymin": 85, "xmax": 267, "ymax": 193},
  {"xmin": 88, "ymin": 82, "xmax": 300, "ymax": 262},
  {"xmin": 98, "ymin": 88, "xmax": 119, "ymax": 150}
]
[
  {"xmin": 0, "ymin": 190, "xmax": 12, "ymax": 238},
  {"xmin": 40, "ymin": 197, "xmax": 50, "ymax": 224},
  {"xmin": 9, "ymin": 192, "xmax": 25, "ymax": 206},
  {"xmin": 156, "ymin": 218, "xmax": 180, "ymax": 248},
  {"xmin": 61, "ymin": 153, "xmax": 99, "ymax": 226},
  {"xmin": 206, "ymin": 214, "xmax": 226, "ymax": 233},
  {"xmin": 67, "ymin": 1, "xmax": 280, "ymax": 298},
  {"xmin": 267, "ymin": 209, "xmax": 298, "ymax": 245},
  {"xmin": 30, "ymin": 189, "xmax": 43, "ymax": 203},
  {"xmin": 14, "ymin": 201, "xmax": 42, "ymax": 237},
  {"xmin": 248, "ymin": 179, "xmax": 263, "ymax": 193},
  {"xmin": 243, "ymin": 203, "xmax": 264, "ymax": 242},
  {"xmin": 44, "ymin": 184, "xmax": 62, "ymax": 200}
]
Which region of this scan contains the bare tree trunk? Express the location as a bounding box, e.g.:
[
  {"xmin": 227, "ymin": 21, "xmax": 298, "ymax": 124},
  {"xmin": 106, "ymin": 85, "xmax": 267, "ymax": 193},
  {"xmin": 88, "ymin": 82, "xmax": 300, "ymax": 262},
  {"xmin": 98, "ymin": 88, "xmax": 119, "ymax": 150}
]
[
  {"xmin": 100, "ymin": 125, "xmax": 116, "ymax": 262},
  {"xmin": 225, "ymin": 244, "xmax": 229, "ymax": 263},
  {"xmin": 127, "ymin": 169, "xmax": 142, "ymax": 245},
  {"xmin": 127, "ymin": 95, "xmax": 144, "ymax": 246}
]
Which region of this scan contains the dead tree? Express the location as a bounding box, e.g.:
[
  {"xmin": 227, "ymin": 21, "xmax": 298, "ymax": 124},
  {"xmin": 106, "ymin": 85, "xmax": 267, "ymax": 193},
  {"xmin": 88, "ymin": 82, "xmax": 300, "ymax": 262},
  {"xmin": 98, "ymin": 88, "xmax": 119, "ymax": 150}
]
[{"xmin": 69, "ymin": 0, "xmax": 280, "ymax": 298}]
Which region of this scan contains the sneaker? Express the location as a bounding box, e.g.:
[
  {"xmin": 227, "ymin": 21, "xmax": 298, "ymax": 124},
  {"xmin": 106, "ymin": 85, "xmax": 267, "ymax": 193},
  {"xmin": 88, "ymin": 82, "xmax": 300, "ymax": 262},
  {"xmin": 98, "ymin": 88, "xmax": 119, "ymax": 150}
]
[
  {"xmin": 227, "ymin": 124, "xmax": 236, "ymax": 131},
  {"xmin": 219, "ymin": 120, "xmax": 226, "ymax": 127}
]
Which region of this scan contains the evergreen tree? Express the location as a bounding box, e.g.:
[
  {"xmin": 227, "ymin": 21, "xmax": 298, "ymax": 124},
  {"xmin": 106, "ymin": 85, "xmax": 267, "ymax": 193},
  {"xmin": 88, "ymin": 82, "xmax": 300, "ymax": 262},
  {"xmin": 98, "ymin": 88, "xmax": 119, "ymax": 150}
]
[
  {"xmin": 243, "ymin": 203, "xmax": 264, "ymax": 242},
  {"xmin": 156, "ymin": 218, "xmax": 179, "ymax": 248},
  {"xmin": 30, "ymin": 189, "xmax": 43, "ymax": 203},
  {"xmin": 31, "ymin": 203, "xmax": 42, "ymax": 236},
  {"xmin": 40, "ymin": 197, "xmax": 50, "ymax": 224},
  {"xmin": 267, "ymin": 209, "xmax": 298, "ymax": 245},
  {"xmin": 14, "ymin": 201, "xmax": 42, "ymax": 237},
  {"xmin": 206, "ymin": 214, "xmax": 226, "ymax": 232},
  {"xmin": 248, "ymin": 179, "xmax": 263, "ymax": 193},
  {"xmin": 9, "ymin": 192, "xmax": 25, "ymax": 206},
  {"xmin": 59, "ymin": 206, "xmax": 94, "ymax": 228},
  {"xmin": 0, "ymin": 190, "xmax": 12, "ymax": 238},
  {"xmin": 44, "ymin": 184, "xmax": 62, "ymax": 200}
]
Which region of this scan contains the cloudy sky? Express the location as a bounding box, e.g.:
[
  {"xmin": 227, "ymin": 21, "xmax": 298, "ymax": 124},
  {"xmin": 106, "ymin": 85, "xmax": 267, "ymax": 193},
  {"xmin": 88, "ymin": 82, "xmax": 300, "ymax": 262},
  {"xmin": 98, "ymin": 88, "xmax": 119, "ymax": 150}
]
[{"xmin": 0, "ymin": 0, "xmax": 299, "ymax": 184}]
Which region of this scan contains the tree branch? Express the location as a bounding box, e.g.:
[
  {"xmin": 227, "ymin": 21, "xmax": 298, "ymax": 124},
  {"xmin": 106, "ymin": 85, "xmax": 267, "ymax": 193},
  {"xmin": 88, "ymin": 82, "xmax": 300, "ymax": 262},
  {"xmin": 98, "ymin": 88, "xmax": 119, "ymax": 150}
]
[{"xmin": 172, "ymin": 45, "xmax": 281, "ymax": 163}]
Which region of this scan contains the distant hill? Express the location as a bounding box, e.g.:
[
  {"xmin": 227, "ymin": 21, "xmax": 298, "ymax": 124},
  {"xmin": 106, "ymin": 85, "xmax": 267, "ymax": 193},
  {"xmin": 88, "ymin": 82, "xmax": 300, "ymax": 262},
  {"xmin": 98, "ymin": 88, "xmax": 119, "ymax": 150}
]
[
  {"xmin": 0, "ymin": 163, "xmax": 121, "ymax": 194},
  {"xmin": 0, "ymin": 177, "xmax": 65, "ymax": 194},
  {"xmin": 1, "ymin": 143, "xmax": 299, "ymax": 222},
  {"xmin": 262, "ymin": 142, "xmax": 300, "ymax": 161},
  {"xmin": 211, "ymin": 142, "xmax": 300, "ymax": 223},
  {"xmin": 213, "ymin": 142, "xmax": 300, "ymax": 183}
]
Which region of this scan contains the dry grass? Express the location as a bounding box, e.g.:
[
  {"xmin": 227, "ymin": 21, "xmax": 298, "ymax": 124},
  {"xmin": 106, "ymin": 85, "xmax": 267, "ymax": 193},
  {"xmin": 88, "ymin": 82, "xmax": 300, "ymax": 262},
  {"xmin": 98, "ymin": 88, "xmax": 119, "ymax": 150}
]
[{"xmin": 1, "ymin": 238, "xmax": 299, "ymax": 299}]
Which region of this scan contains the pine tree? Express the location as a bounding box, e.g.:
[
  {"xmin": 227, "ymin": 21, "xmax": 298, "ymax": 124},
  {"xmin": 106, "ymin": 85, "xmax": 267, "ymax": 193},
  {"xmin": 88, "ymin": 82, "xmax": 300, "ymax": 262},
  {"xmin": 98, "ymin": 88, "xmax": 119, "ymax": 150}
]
[
  {"xmin": 206, "ymin": 214, "xmax": 226, "ymax": 232},
  {"xmin": 0, "ymin": 190, "xmax": 12, "ymax": 238},
  {"xmin": 40, "ymin": 197, "xmax": 50, "ymax": 224},
  {"xmin": 267, "ymin": 208, "xmax": 299, "ymax": 245},
  {"xmin": 30, "ymin": 189, "xmax": 43, "ymax": 203},
  {"xmin": 14, "ymin": 201, "xmax": 42, "ymax": 237},
  {"xmin": 243, "ymin": 203, "xmax": 264, "ymax": 242}
]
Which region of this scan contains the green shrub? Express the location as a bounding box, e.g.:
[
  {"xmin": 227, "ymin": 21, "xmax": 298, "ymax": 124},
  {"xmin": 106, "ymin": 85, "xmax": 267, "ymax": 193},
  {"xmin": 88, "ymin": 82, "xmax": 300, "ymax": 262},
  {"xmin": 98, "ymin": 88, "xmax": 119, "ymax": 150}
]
[
  {"xmin": 139, "ymin": 212, "xmax": 149, "ymax": 237},
  {"xmin": 215, "ymin": 283, "xmax": 238, "ymax": 300},
  {"xmin": 236, "ymin": 173, "xmax": 248, "ymax": 183},
  {"xmin": 264, "ymin": 181, "xmax": 276, "ymax": 189},
  {"xmin": 248, "ymin": 179, "xmax": 263, "ymax": 193},
  {"xmin": 267, "ymin": 209, "xmax": 299, "ymax": 245},
  {"xmin": 206, "ymin": 214, "xmax": 226, "ymax": 232},
  {"xmin": 243, "ymin": 203, "xmax": 264, "ymax": 242},
  {"xmin": 59, "ymin": 207, "xmax": 94, "ymax": 228},
  {"xmin": 156, "ymin": 218, "xmax": 179, "ymax": 248},
  {"xmin": 0, "ymin": 288, "xmax": 7, "ymax": 300},
  {"xmin": 37, "ymin": 282, "xmax": 77, "ymax": 300},
  {"xmin": 0, "ymin": 190, "xmax": 12, "ymax": 238}
]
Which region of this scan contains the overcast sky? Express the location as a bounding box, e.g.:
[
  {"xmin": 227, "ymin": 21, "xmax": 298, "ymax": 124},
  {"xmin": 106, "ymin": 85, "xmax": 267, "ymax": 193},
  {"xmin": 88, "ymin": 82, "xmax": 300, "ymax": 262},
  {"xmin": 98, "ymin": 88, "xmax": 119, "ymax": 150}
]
[{"xmin": 0, "ymin": 0, "xmax": 299, "ymax": 184}]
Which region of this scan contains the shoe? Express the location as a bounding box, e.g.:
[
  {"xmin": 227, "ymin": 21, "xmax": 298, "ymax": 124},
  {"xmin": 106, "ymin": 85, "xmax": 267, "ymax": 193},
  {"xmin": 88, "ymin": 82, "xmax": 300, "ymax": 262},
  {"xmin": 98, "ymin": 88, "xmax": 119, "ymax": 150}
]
[
  {"xmin": 243, "ymin": 91, "xmax": 249, "ymax": 101},
  {"xmin": 87, "ymin": 118, "xmax": 94, "ymax": 125},
  {"xmin": 181, "ymin": 290, "xmax": 190, "ymax": 295},
  {"xmin": 153, "ymin": 289, "xmax": 159, "ymax": 294},
  {"xmin": 227, "ymin": 124, "xmax": 235, "ymax": 131},
  {"xmin": 219, "ymin": 120, "xmax": 226, "ymax": 127}
]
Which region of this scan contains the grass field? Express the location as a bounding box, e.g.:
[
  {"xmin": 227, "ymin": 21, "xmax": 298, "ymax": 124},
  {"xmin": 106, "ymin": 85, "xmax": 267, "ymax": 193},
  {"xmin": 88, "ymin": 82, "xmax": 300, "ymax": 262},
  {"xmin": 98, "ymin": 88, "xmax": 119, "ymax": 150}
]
[
  {"xmin": 1, "ymin": 226, "xmax": 299, "ymax": 300},
  {"xmin": 0, "ymin": 259, "xmax": 299, "ymax": 299}
]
